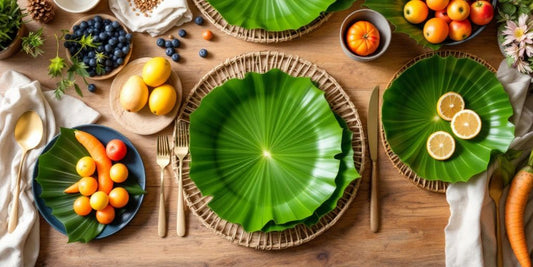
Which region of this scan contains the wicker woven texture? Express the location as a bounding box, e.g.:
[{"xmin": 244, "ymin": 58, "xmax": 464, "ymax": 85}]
[
  {"xmin": 192, "ymin": 0, "xmax": 331, "ymax": 43},
  {"xmin": 383, "ymin": 50, "xmax": 497, "ymax": 193},
  {"xmin": 175, "ymin": 51, "xmax": 365, "ymax": 249}
]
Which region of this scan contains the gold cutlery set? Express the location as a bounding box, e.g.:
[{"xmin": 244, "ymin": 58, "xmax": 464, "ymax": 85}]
[{"xmin": 156, "ymin": 120, "xmax": 189, "ymax": 237}]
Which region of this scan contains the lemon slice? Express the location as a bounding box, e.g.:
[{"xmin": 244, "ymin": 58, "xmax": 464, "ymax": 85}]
[
  {"xmin": 451, "ymin": 109, "xmax": 482, "ymax": 139},
  {"xmin": 437, "ymin": 92, "xmax": 465, "ymax": 121},
  {"xmin": 427, "ymin": 131, "xmax": 455, "ymax": 160}
]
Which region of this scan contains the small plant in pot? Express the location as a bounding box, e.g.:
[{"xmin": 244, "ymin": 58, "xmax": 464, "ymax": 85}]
[{"xmin": 0, "ymin": 0, "xmax": 26, "ymax": 59}]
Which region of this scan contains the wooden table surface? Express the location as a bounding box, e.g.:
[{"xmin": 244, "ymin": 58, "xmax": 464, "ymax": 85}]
[{"xmin": 0, "ymin": 1, "xmax": 505, "ymax": 266}]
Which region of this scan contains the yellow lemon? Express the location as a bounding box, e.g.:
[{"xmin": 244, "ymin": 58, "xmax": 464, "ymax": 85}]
[
  {"xmin": 142, "ymin": 57, "xmax": 171, "ymax": 87},
  {"xmin": 149, "ymin": 84, "xmax": 177, "ymax": 116},
  {"xmin": 90, "ymin": 191, "xmax": 109, "ymax": 211},
  {"xmin": 426, "ymin": 131, "xmax": 455, "ymax": 161},
  {"xmin": 120, "ymin": 75, "xmax": 149, "ymax": 112}
]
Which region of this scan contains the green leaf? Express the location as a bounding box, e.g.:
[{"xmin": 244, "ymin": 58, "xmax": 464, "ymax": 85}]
[
  {"xmin": 206, "ymin": 0, "xmax": 337, "ymax": 31},
  {"xmin": 189, "ymin": 69, "xmax": 344, "ymax": 232},
  {"xmin": 48, "ymin": 56, "xmax": 66, "ymax": 77},
  {"xmin": 382, "ymin": 55, "xmax": 515, "ymax": 183},
  {"xmin": 74, "ymin": 83, "xmax": 83, "ymax": 97},
  {"xmin": 363, "ymin": 0, "xmax": 441, "ymax": 50},
  {"xmin": 501, "ymin": 2, "xmax": 518, "ymax": 16}
]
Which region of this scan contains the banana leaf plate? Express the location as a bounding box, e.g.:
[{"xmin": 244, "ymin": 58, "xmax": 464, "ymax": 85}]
[
  {"xmin": 382, "ymin": 51, "xmax": 514, "ymax": 188},
  {"xmin": 189, "ymin": 69, "xmax": 360, "ymax": 233},
  {"xmin": 363, "ymin": 0, "xmax": 497, "ymax": 50},
  {"xmin": 33, "ymin": 125, "xmax": 145, "ymax": 242}
]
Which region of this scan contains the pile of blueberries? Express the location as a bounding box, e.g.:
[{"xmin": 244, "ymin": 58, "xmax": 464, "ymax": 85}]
[
  {"xmin": 64, "ymin": 15, "xmax": 132, "ymax": 77},
  {"xmin": 155, "ymin": 16, "xmax": 209, "ymax": 62}
]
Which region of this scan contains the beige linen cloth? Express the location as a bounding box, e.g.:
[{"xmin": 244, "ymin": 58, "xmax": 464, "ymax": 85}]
[
  {"xmin": 0, "ymin": 71, "xmax": 99, "ymax": 266},
  {"xmin": 109, "ymin": 0, "xmax": 192, "ymax": 37},
  {"xmin": 446, "ymin": 61, "xmax": 533, "ymax": 266}
]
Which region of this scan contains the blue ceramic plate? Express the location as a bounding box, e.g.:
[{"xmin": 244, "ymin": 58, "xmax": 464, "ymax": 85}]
[{"xmin": 32, "ymin": 124, "xmax": 145, "ymax": 239}]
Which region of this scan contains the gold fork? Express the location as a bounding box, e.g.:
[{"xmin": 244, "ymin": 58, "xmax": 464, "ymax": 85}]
[
  {"xmin": 156, "ymin": 135, "xmax": 170, "ymax": 237},
  {"xmin": 174, "ymin": 120, "xmax": 189, "ymax": 237}
]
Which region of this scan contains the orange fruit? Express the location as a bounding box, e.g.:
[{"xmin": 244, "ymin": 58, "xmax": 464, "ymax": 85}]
[
  {"xmin": 96, "ymin": 205, "xmax": 115, "ymax": 225},
  {"xmin": 76, "ymin": 156, "xmax": 96, "ymax": 177},
  {"xmin": 90, "ymin": 191, "xmax": 109, "ymax": 211},
  {"xmin": 426, "ymin": 0, "xmax": 450, "ymax": 11},
  {"xmin": 403, "ymin": 0, "xmax": 429, "ymax": 24},
  {"xmin": 427, "ymin": 131, "xmax": 455, "ymax": 161},
  {"xmin": 423, "ymin": 18, "xmax": 449, "ymax": 44},
  {"xmin": 202, "ymin": 30, "xmax": 213, "ymax": 40},
  {"xmin": 447, "ymin": 0, "xmax": 470, "ymax": 21},
  {"xmin": 109, "ymin": 187, "xmax": 130, "ymax": 208},
  {"xmin": 449, "ymin": 19, "xmax": 472, "ymax": 41},
  {"xmin": 78, "ymin": 177, "xmax": 98, "ymax": 196},
  {"xmin": 451, "ymin": 109, "xmax": 482, "ymax": 139},
  {"xmin": 73, "ymin": 196, "xmax": 92, "ymax": 216},
  {"xmin": 436, "ymin": 92, "xmax": 465, "ymax": 121},
  {"xmin": 345, "ymin": 21, "xmax": 381, "ymax": 56},
  {"xmin": 110, "ymin": 163, "xmax": 129, "ymax": 183}
]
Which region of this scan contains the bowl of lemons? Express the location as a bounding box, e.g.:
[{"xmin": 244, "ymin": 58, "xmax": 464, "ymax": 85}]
[{"xmin": 109, "ymin": 57, "xmax": 183, "ymax": 135}]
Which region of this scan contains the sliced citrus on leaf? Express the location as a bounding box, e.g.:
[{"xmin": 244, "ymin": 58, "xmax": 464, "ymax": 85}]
[
  {"xmin": 437, "ymin": 92, "xmax": 464, "ymax": 121},
  {"xmin": 427, "ymin": 131, "xmax": 455, "ymax": 160},
  {"xmin": 451, "ymin": 109, "xmax": 482, "ymax": 139}
]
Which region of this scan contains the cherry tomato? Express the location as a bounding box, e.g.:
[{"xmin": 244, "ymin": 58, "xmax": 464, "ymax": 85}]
[{"xmin": 106, "ymin": 139, "xmax": 127, "ymax": 161}]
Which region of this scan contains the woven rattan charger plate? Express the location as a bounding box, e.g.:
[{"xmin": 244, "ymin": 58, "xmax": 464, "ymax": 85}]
[
  {"xmin": 382, "ymin": 50, "xmax": 497, "ymax": 193},
  {"xmin": 192, "ymin": 0, "xmax": 331, "ymax": 43},
  {"xmin": 175, "ymin": 51, "xmax": 365, "ymax": 249}
]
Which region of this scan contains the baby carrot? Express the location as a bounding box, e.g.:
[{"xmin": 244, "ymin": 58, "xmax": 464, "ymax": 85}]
[
  {"xmin": 505, "ymin": 150, "xmax": 533, "ymax": 267},
  {"xmin": 63, "ymin": 181, "xmax": 79, "ymax": 193},
  {"xmin": 74, "ymin": 130, "xmax": 113, "ymax": 194}
]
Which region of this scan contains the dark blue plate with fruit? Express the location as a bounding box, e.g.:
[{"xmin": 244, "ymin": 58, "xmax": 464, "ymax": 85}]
[{"xmin": 65, "ymin": 14, "xmax": 133, "ymax": 80}]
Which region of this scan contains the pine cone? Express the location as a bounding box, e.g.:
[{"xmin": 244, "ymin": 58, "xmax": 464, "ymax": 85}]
[{"xmin": 27, "ymin": 0, "xmax": 55, "ymax": 24}]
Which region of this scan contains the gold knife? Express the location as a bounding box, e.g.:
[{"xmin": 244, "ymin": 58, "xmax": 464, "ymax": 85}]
[{"xmin": 368, "ymin": 86, "xmax": 380, "ymax": 233}]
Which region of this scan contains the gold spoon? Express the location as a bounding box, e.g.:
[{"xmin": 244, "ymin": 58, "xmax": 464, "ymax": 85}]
[
  {"xmin": 7, "ymin": 111, "xmax": 44, "ymax": 233},
  {"xmin": 488, "ymin": 166, "xmax": 504, "ymax": 267}
]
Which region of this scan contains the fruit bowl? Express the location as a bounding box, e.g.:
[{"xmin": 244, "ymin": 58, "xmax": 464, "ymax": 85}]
[
  {"xmin": 364, "ymin": 0, "xmax": 497, "ymax": 50},
  {"xmin": 339, "ymin": 9, "xmax": 392, "ymax": 62},
  {"xmin": 66, "ymin": 14, "xmax": 133, "ymax": 80}
]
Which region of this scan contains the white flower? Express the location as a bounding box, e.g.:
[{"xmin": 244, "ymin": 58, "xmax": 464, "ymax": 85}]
[
  {"xmin": 505, "ymin": 43, "xmax": 521, "ymax": 61},
  {"xmin": 514, "ymin": 58, "xmax": 533, "ymax": 74},
  {"xmin": 502, "ymin": 14, "xmax": 533, "ymax": 47}
]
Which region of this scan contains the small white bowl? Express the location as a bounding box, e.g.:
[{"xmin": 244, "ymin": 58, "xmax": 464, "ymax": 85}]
[
  {"xmin": 339, "ymin": 9, "xmax": 391, "ymax": 62},
  {"xmin": 54, "ymin": 0, "xmax": 100, "ymax": 13}
]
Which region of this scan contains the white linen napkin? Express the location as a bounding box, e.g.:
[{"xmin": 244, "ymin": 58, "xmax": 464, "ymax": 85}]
[
  {"xmin": 0, "ymin": 71, "xmax": 100, "ymax": 267},
  {"xmin": 446, "ymin": 61, "xmax": 533, "ymax": 266},
  {"xmin": 109, "ymin": 0, "xmax": 193, "ymax": 37}
]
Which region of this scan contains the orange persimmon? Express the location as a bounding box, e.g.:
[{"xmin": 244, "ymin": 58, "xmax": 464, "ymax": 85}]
[{"xmin": 345, "ymin": 21, "xmax": 381, "ymax": 56}]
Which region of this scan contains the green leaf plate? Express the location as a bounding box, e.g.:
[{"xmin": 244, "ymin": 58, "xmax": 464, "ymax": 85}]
[
  {"xmin": 262, "ymin": 114, "xmax": 360, "ymax": 232},
  {"xmin": 206, "ymin": 0, "xmax": 354, "ymax": 31},
  {"xmin": 33, "ymin": 125, "xmax": 146, "ymax": 243},
  {"xmin": 363, "ymin": 0, "xmax": 497, "ymax": 50},
  {"xmin": 189, "ymin": 69, "xmax": 344, "ymax": 232},
  {"xmin": 382, "ymin": 54, "xmax": 515, "ymax": 183}
]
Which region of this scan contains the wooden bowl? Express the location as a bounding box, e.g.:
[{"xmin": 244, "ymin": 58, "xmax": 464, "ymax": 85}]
[
  {"xmin": 0, "ymin": 24, "xmax": 26, "ymax": 60},
  {"xmin": 109, "ymin": 57, "xmax": 183, "ymax": 135},
  {"xmin": 67, "ymin": 14, "xmax": 132, "ymax": 80}
]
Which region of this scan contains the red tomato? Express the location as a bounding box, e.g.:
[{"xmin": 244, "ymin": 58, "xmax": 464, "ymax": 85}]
[
  {"xmin": 435, "ymin": 9, "xmax": 452, "ymax": 24},
  {"xmin": 106, "ymin": 139, "xmax": 127, "ymax": 161},
  {"xmin": 470, "ymin": 0, "xmax": 494, "ymax": 25},
  {"xmin": 449, "ymin": 19, "xmax": 472, "ymax": 41},
  {"xmin": 345, "ymin": 21, "xmax": 381, "ymax": 56}
]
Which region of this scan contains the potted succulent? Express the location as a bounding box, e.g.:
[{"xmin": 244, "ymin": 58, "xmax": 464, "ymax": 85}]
[{"xmin": 0, "ymin": 0, "xmax": 26, "ymax": 59}]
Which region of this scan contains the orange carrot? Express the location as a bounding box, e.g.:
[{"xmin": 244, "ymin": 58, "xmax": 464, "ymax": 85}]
[
  {"xmin": 74, "ymin": 130, "xmax": 113, "ymax": 194},
  {"xmin": 63, "ymin": 181, "xmax": 80, "ymax": 193},
  {"xmin": 505, "ymin": 150, "xmax": 533, "ymax": 267}
]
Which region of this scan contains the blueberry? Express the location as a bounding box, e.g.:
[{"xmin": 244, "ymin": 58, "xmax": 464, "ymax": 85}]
[
  {"xmin": 94, "ymin": 15, "xmax": 102, "ymax": 22},
  {"xmin": 88, "ymin": 28, "xmax": 94, "ymax": 35},
  {"xmin": 75, "ymin": 30, "xmax": 83, "ymax": 37},
  {"xmin": 88, "ymin": 70, "xmax": 96, "ymax": 77},
  {"xmin": 199, "ymin": 48, "xmax": 208, "ymax": 58},
  {"xmin": 64, "ymin": 41, "xmax": 71, "ymax": 48},
  {"xmin": 165, "ymin": 40, "xmax": 172, "ymax": 48},
  {"xmin": 73, "ymin": 25, "xmax": 80, "ymax": 31},
  {"xmin": 166, "ymin": 48, "xmax": 174, "ymax": 56},
  {"xmin": 105, "ymin": 25, "xmax": 113, "ymax": 32},
  {"xmin": 89, "ymin": 58, "xmax": 96, "ymax": 67},
  {"xmin": 114, "ymin": 49, "xmax": 123, "ymax": 58},
  {"xmin": 65, "ymin": 34, "xmax": 72, "ymax": 40},
  {"xmin": 125, "ymin": 33, "xmax": 132, "ymax": 40},
  {"xmin": 94, "ymin": 21, "xmax": 102, "ymax": 29},
  {"xmin": 104, "ymin": 19, "xmax": 111, "ymax": 25},
  {"xmin": 112, "ymin": 21, "xmax": 120, "ymax": 28},
  {"xmin": 117, "ymin": 58, "xmax": 124, "ymax": 65},
  {"xmin": 83, "ymin": 57, "xmax": 90, "ymax": 65},
  {"xmin": 104, "ymin": 44, "xmax": 113, "ymax": 52},
  {"xmin": 178, "ymin": 29, "xmax": 186, "ymax": 37},
  {"xmin": 69, "ymin": 47, "xmax": 76, "ymax": 55},
  {"xmin": 194, "ymin": 16, "xmax": 204, "ymax": 25},
  {"xmin": 171, "ymin": 53, "xmax": 180, "ymax": 62},
  {"xmin": 113, "ymin": 61, "xmax": 119, "ymax": 68},
  {"xmin": 93, "ymin": 36, "xmax": 101, "ymax": 43},
  {"xmin": 98, "ymin": 32, "xmax": 107, "ymax": 40},
  {"xmin": 88, "ymin": 84, "xmax": 96, "ymax": 93},
  {"xmin": 80, "ymin": 21, "xmax": 88, "ymax": 29},
  {"xmin": 105, "ymin": 59, "xmax": 113, "ymax": 66},
  {"xmin": 118, "ymin": 36, "xmax": 126, "ymax": 43},
  {"xmin": 119, "ymin": 29, "xmax": 126, "ymax": 36},
  {"xmin": 172, "ymin": 39, "xmax": 180, "ymax": 48},
  {"xmin": 156, "ymin": 38, "xmax": 165, "ymax": 47},
  {"xmin": 117, "ymin": 43, "xmax": 124, "ymax": 49},
  {"xmin": 87, "ymin": 20, "xmax": 94, "ymax": 26},
  {"xmin": 109, "ymin": 38, "xmax": 118, "ymax": 46},
  {"xmin": 88, "ymin": 51, "xmax": 95, "ymax": 58},
  {"xmin": 105, "ymin": 66, "xmax": 112, "ymax": 73},
  {"xmin": 122, "ymin": 46, "xmax": 130, "ymax": 54},
  {"xmin": 97, "ymin": 45, "xmax": 104, "ymax": 52}
]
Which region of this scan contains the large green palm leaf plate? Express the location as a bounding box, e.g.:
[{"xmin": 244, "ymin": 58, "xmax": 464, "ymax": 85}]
[
  {"xmin": 206, "ymin": 0, "xmax": 356, "ymax": 31},
  {"xmin": 382, "ymin": 55, "xmax": 515, "ymax": 182},
  {"xmin": 189, "ymin": 69, "xmax": 347, "ymax": 232}
]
